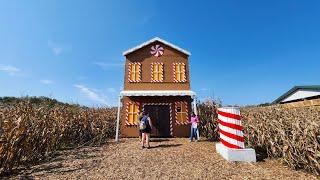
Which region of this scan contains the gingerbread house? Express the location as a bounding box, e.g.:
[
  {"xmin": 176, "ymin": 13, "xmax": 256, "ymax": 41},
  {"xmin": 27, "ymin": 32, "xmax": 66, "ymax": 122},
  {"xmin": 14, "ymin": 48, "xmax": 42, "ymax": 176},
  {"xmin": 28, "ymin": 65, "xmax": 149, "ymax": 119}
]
[{"xmin": 115, "ymin": 37, "xmax": 197, "ymax": 139}]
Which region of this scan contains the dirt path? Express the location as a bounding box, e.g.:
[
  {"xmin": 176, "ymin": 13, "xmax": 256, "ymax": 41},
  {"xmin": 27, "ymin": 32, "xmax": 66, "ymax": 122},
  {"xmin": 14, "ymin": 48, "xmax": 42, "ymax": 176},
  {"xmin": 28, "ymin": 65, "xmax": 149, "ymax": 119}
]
[{"xmin": 8, "ymin": 138, "xmax": 317, "ymax": 180}]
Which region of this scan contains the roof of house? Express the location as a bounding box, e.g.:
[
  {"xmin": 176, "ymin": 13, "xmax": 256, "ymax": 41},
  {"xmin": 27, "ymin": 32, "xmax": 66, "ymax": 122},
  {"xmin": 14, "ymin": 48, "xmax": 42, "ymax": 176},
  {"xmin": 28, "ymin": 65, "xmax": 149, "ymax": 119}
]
[
  {"xmin": 122, "ymin": 37, "xmax": 191, "ymax": 56},
  {"xmin": 273, "ymin": 85, "xmax": 320, "ymax": 103}
]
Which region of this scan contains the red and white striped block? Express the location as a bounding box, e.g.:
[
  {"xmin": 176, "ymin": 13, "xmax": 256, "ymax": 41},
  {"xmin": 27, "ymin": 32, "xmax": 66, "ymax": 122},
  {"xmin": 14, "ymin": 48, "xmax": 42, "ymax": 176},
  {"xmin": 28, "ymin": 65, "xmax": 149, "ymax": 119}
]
[
  {"xmin": 128, "ymin": 62, "xmax": 142, "ymax": 83},
  {"xmin": 151, "ymin": 62, "xmax": 164, "ymax": 82},
  {"xmin": 217, "ymin": 107, "xmax": 245, "ymax": 149}
]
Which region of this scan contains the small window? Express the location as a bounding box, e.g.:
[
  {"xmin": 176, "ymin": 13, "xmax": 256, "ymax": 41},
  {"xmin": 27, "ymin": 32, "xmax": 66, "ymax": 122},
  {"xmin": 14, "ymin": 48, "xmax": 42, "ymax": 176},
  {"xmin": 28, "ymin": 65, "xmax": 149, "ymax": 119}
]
[
  {"xmin": 176, "ymin": 107, "xmax": 182, "ymax": 112},
  {"xmin": 127, "ymin": 103, "xmax": 139, "ymax": 125},
  {"xmin": 151, "ymin": 63, "xmax": 164, "ymax": 82},
  {"xmin": 173, "ymin": 63, "xmax": 186, "ymax": 82},
  {"xmin": 176, "ymin": 102, "xmax": 188, "ymax": 124},
  {"xmin": 128, "ymin": 63, "xmax": 141, "ymax": 82}
]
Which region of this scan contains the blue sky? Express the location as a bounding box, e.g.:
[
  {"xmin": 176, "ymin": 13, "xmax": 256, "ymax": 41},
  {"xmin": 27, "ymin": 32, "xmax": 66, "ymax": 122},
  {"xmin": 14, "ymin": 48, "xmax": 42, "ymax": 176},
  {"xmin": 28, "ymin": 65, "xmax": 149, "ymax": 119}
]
[{"xmin": 1, "ymin": 1, "xmax": 320, "ymax": 107}]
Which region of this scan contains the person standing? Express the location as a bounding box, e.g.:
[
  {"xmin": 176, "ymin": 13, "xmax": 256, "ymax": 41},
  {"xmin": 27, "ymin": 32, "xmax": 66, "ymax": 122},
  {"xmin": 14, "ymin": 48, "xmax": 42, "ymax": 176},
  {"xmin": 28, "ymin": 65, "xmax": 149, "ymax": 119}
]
[
  {"xmin": 140, "ymin": 111, "xmax": 153, "ymax": 149},
  {"xmin": 137, "ymin": 112, "xmax": 143, "ymax": 141},
  {"xmin": 189, "ymin": 112, "xmax": 199, "ymax": 142}
]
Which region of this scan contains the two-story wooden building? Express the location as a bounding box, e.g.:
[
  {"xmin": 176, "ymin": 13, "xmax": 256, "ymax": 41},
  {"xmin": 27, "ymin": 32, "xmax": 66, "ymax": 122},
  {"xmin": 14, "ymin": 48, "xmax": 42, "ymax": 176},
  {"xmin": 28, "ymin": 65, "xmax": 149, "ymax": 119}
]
[{"xmin": 115, "ymin": 37, "xmax": 196, "ymax": 139}]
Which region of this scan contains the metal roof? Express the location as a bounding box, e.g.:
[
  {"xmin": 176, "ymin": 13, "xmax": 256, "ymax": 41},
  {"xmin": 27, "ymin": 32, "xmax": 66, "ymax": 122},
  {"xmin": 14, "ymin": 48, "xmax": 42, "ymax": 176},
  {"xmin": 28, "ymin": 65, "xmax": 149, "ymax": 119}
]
[
  {"xmin": 122, "ymin": 37, "xmax": 191, "ymax": 56},
  {"xmin": 273, "ymin": 85, "xmax": 320, "ymax": 104}
]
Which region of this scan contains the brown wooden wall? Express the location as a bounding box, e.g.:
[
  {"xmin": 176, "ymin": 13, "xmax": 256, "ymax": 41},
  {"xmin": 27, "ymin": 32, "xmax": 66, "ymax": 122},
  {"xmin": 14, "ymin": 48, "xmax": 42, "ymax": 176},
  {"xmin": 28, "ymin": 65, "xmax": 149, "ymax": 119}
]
[
  {"xmin": 120, "ymin": 96, "xmax": 192, "ymax": 137},
  {"xmin": 123, "ymin": 40, "xmax": 191, "ymax": 91}
]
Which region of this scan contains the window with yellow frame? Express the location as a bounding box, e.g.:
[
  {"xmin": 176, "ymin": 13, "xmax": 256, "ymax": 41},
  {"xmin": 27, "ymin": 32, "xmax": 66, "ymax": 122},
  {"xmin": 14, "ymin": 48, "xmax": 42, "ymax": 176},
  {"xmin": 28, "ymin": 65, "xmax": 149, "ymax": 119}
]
[
  {"xmin": 151, "ymin": 63, "xmax": 164, "ymax": 82},
  {"xmin": 127, "ymin": 103, "xmax": 140, "ymax": 125},
  {"xmin": 128, "ymin": 63, "xmax": 141, "ymax": 82},
  {"xmin": 173, "ymin": 63, "xmax": 186, "ymax": 82},
  {"xmin": 175, "ymin": 102, "xmax": 188, "ymax": 124}
]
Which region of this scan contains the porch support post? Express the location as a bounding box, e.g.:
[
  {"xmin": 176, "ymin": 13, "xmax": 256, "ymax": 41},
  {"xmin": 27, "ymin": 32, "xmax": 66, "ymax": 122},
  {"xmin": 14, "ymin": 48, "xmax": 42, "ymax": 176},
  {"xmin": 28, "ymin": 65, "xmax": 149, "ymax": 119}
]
[
  {"xmin": 192, "ymin": 95, "xmax": 198, "ymax": 115},
  {"xmin": 115, "ymin": 95, "xmax": 122, "ymax": 142},
  {"xmin": 192, "ymin": 95, "xmax": 200, "ymax": 139}
]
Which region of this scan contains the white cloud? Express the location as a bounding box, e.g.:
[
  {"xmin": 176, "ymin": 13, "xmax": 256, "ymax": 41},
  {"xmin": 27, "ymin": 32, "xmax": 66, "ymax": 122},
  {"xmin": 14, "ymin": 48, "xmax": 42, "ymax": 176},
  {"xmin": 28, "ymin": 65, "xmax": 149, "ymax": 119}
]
[
  {"xmin": 52, "ymin": 47, "xmax": 63, "ymax": 55},
  {"xmin": 40, "ymin": 79, "xmax": 53, "ymax": 84},
  {"xmin": 0, "ymin": 65, "xmax": 21, "ymax": 76},
  {"xmin": 48, "ymin": 40, "xmax": 70, "ymax": 56},
  {"xmin": 93, "ymin": 62, "xmax": 124, "ymax": 69},
  {"xmin": 106, "ymin": 87, "xmax": 116, "ymax": 93},
  {"xmin": 74, "ymin": 84, "xmax": 108, "ymax": 105}
]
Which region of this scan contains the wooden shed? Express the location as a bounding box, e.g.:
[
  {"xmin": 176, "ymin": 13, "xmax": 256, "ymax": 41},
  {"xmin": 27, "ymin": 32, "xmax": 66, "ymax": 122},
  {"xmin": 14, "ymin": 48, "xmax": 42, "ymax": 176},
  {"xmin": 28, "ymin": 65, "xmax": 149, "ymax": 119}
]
[{"xmin": 115, "ymin": 37, "xmax": 197, "ymax": 139}]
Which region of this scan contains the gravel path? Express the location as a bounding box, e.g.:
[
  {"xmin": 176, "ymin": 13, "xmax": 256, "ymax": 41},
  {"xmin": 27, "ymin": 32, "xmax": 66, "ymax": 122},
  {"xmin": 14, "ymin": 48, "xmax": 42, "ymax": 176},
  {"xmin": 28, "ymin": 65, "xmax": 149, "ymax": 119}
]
[{"xmin": 8, "ymin": 138, "xmax": 318, "ymax": 180}]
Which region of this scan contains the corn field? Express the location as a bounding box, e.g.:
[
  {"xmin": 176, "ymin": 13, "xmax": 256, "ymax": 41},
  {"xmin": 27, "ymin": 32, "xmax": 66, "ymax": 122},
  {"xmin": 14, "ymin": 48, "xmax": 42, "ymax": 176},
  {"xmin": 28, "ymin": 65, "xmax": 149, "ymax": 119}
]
[
  {"xmin": 197, "ymin": 100, "xmax": 219, "ymax": 141},
  {"xmin": 198, "ymin": 100, "xmax": 320, "ymax": 175},
  {"xmin": 1, "ymin": 97, "xmax": 319, "ymax": 176},
  {"xmin": 0, "ymin": 100, "xmax": 117, "ymax": 173},
  {"xmin": 241, "ymin": 105, "xmax": 320, "ymax": 175}
]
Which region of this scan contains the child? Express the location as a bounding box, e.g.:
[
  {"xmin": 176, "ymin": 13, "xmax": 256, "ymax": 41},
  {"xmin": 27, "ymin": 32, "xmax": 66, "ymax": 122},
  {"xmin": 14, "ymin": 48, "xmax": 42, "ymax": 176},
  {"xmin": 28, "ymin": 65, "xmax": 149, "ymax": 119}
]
[{"xmin": 189, "ymin": 112, "xmax": 199, "ymax": 142}]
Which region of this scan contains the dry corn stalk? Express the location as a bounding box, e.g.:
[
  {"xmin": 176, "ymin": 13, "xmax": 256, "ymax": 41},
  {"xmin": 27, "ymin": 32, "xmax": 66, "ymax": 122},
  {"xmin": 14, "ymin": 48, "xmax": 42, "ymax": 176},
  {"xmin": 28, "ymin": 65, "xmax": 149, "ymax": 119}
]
[
  {"xmin": 241, "ymin": 105, "xmax": 320, "ymax": 175},
  {"xmin": 0, "ymin": 100, "xmax": 116, "ymax": 173}
]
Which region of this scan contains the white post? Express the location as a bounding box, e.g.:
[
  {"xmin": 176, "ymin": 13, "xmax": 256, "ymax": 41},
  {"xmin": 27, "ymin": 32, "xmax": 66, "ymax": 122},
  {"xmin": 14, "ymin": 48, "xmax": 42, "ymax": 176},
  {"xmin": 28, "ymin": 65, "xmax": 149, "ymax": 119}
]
[
  {"xmin": 192, "ymin": 95, "xmax": 198, "ymax": 115},
  {"xmin": 192, "ymin": 95, "xmax": 200, "ymax": 140},
  {"xmin": 115, "ymin": 95, "xmax": 122, "ymax": 142}
]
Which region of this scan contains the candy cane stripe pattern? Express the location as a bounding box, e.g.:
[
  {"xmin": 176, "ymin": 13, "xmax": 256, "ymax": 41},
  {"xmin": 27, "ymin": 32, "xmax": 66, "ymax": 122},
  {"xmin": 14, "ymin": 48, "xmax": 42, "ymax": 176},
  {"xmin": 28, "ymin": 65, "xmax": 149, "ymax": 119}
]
[
  {"xmin": 150, "ymin": 45, "xmax": 164, "ymax": 57},
  {"xmin": 184, "ymin": 101, "xmax": 189, "ymax": 125},
  {"xmin": 125, "ymin": 102, "xmax": 140, "ymax": 126},
  {"xmin": 170, "ymin": 104, "xmax": 173, "ymax": 136},
  {"xmin": 173, "ymin": 63, "xmax": 187, "ymax": 83},
  {"xmin": 217, "ymin": 107, "xmax": 245, "ymax": 149},
  {"xmin": 142, "ymin": 103, "xmax": 173, "ymax": 136},
  {"xmin": 174, "ymin": 102, "xmax": 180, "ymax": 125},
  {"xmin": 175, "ymin": 101, "xmax": 189, "ymax": 125},
  {"xmin": 151, "ymin": 62, "xmax": 164, "ymax": 82},
  {"xmin": 128, "ymin": 62, "xmax": 141, "ymax": 83}
]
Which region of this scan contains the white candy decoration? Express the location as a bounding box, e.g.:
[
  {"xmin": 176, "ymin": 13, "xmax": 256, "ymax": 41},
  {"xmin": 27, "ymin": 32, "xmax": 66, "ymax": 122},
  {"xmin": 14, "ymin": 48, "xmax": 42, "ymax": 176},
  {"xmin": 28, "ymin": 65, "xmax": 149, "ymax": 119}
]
[{"xmin": 150, "ymin": 45, "xmax": 164, "ymax": 57}]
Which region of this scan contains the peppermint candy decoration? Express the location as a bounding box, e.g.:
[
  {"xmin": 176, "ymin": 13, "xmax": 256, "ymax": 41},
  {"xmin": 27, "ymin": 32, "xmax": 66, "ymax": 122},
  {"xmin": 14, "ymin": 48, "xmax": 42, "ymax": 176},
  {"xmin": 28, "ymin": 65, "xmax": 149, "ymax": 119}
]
[{"xmin": 150, "ymin": 45, "xmax": 164, "ymax": 57}]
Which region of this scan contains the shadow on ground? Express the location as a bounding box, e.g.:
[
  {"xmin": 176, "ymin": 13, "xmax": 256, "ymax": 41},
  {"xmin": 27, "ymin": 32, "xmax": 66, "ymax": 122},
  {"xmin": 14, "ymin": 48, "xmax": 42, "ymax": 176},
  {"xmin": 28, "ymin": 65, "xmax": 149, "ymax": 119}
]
[
  {"xmin": 254, "ymin": 147, "xmax": 269, "ymax": 162},
  {"xmin": 150, "ymin": 138, "xmax": 171, "ymax": 142},
  {"xmin": 1, "ymin": 145, "xmax": 104, "ymax": 179},
  {"xmin": 149, "ymin": 144, "xmax": 182, "ymax": 149}
]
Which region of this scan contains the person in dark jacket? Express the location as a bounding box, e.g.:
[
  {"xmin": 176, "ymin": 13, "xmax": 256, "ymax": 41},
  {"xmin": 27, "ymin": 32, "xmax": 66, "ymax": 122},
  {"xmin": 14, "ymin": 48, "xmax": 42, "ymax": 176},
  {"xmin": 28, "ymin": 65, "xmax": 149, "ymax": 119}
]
[{"xmin": 140, "ymin": 111, "xmax": 153, "ymax": 149}]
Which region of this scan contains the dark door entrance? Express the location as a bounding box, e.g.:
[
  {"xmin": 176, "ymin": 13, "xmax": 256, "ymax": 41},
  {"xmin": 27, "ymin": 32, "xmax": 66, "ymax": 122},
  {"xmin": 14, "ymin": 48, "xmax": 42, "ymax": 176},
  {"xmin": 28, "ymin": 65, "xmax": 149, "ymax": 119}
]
[{"xmin": 143, "ymin": 105, "xmax": 171, "ymax": 137}]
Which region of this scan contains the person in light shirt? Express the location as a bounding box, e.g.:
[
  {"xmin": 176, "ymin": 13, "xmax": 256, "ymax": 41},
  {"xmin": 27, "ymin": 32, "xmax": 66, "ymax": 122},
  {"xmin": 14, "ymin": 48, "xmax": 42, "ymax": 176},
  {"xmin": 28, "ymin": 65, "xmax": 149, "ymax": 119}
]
[{"xmin": 189, "ymin": 112, "xmax": 199, "ymax": 142}]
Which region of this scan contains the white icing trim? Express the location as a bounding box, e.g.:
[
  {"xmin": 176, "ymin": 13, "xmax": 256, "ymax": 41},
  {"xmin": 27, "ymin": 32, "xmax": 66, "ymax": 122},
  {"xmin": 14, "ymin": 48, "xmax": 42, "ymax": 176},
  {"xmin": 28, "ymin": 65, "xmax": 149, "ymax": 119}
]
[
  {"xmin": 123, "ymin": 37, "xmax": 191, "ymax": 56},
  {"xmin": 126, "ymin": 102, "xmax": 140, "ymax": 126},
  {"xmin": 120, "ymin": 90, "xmax": 196, "ymax": 97},
  {"xmin": 128, "ymin": 62, "xmax": 141, "ymax": 83},
  {"xmin": 173, "ymin": 62, "xmax": 187, "ymax": 83},
  {"xmin": 151, "ymin": 62, "xmax": 164, "ymax": 82},
  {"xmin": 142, "ymin": 103, "xmax": 173, "ymax": 136}
]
